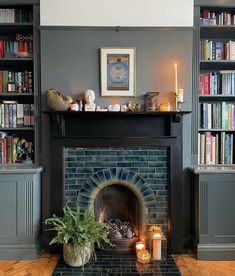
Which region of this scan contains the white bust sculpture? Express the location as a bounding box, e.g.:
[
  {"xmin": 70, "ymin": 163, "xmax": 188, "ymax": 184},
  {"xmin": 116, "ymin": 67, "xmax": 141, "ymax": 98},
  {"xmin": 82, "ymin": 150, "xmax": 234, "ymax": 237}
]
[{"xmin": 84, "ymin": 90, "xmax": 96, "ymax": 111}]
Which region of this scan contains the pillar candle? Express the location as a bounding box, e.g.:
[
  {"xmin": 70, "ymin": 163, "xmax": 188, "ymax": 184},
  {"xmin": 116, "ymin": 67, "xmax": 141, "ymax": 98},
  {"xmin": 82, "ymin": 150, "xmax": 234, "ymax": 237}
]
[
  {"xmin": 174, "ymin": 63, "xmax": 178, "ymax": 94},
  {"xmin": 177, "ymin": 88, "xmax": 184, "ymax": 102},
  {"xmin": 136, "ymin": 241, "xmax": 145, "ymax": 253},
  {"xmin": 152, "ymin": 238, "xmax": 161, "ymax": 260}
]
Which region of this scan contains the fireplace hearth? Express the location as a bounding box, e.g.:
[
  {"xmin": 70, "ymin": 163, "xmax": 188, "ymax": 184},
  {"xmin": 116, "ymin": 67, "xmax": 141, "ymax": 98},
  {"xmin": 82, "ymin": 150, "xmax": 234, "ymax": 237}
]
[
  {"xmin": 52, "ymin": 251, "xmax": 181, "ymax": 275},
  {"xmin": 42, "ymin": 111, "xmax": 189, "ymax": 253}
]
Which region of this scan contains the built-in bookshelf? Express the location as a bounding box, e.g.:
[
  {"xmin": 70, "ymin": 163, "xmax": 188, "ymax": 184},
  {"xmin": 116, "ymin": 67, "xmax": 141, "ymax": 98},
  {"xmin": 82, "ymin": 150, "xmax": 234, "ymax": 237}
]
[
  {"xmin": 198, "ymin": 5, "xmax": 235, "ymax": 165},
  {"xmin": 0, "ymin": 4, "xmax": 39, "ymax": 165}
]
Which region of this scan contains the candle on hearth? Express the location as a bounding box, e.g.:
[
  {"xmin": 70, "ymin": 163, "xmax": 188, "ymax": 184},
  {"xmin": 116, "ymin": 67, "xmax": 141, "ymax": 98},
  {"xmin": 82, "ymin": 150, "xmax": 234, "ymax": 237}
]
[
  {"xmin": 152, "ymin": 232, "xmax": 162, "ymax": 260},
  {"xmin": 177, "ymin": 88, "xmax": 184, "ymax": 103},
  {"xmin": 136, "ymin": 241, "xmax": 145, "ymax": 253},
  {"xmin": 174, "ymin": 63, "xmax": 178, "ymax": 94},
  {"xmin": 137, "ymin": 249, "xmax": 151, "ymax": 264}
]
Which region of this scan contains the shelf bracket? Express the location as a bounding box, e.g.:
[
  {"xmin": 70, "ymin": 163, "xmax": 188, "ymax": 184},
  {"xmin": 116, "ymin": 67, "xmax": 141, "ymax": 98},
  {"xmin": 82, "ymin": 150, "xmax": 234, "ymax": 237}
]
[
  {"xmin": 51, "ymin": 114, "xmax": 65, "ymax": 136},
  {"xmin": 172, "ymin": 114, "xmax": 182, "ymax": 123}
]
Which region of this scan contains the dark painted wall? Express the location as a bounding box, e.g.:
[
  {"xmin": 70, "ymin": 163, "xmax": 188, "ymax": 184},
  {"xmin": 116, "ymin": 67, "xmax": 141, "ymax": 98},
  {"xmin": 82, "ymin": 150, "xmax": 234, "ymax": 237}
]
[
  {"xmin": 40, "ymin": 29, "xmax": 192, "ymax": 110},
  {"xmin": 40, "ymin": 28, "xmax": 193, "ymax": 248}
]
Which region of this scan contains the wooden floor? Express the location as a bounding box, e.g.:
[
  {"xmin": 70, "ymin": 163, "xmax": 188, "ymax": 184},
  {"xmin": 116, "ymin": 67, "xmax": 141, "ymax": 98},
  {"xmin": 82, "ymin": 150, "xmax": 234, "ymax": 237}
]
[
  {"xmin": 174, "ymin": 255, "xmax": 235, "ymax": 276},
  {"xmin": 0, "ymin": 252, "xmax": 59, "ymax": 276},
  {"xmin": 0, "ymin": 253, "xmax": 235, "ymax": 275}
]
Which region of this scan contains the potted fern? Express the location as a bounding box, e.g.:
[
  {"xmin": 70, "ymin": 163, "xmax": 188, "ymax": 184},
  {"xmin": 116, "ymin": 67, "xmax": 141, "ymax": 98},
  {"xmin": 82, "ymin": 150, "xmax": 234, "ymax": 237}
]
[{"xmin": 44, "ymin": 203, "xmax": 110, "ymax": 268}]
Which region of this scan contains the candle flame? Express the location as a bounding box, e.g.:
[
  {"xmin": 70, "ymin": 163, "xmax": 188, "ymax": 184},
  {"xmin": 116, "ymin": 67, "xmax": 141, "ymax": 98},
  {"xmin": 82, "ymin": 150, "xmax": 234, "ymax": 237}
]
[
  {"xmin": 152, "ymin": 232, "xmax": 162, "ymax": 239},
  {"xmin": 136, "ymin": 244, "xmax": 145, "ymax": 249},
  {"xmin": 174, "ymin": 63, "xmax": 177, "ymax": 68}
]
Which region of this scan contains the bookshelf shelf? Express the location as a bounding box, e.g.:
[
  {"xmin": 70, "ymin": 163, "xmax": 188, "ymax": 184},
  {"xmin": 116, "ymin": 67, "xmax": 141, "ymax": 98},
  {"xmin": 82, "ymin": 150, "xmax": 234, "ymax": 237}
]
[
  {"xmin": 200, "ymin": 25, "xmax": 235, "ymax": 38},
  {"xmin": 200, "ymin": 60, "xmax": 235, "ymax": 70},
  {"xmin": 199, "ymin": 128, "xmax": 235, "ymax": 132},
  {"xmin": 199, "ymin": 95, "xmax": 235, "ymax": 97},
  {"xmin": 0, "ymin": 127, "xmax": 34, "ymax": 131},
  {"xmin": 0, "ymin": 23, "xmax": 33, "ymax": 35},
  {"xmin": 0, "ymin": 93, "xmax": 33, "ymax": 97}
]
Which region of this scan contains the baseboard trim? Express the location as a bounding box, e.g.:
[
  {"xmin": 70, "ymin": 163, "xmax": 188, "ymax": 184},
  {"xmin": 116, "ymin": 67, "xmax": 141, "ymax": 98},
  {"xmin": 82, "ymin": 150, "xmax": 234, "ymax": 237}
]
[
  {"xmin": 0, "ymin": 243, "xmax": 40, "ymax": 259},
  {"xmin": 194, "ymin": 242, "xmax": 235, "ymax": 260}
]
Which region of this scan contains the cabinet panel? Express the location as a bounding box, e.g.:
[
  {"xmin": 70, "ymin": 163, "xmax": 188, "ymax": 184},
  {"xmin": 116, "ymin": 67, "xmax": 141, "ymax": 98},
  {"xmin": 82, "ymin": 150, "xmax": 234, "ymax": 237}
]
[
  {"xmin": 208, "ymin": 176, "xmax": 235, "ymax": 242},
  {"xmin": 192, "ymin": 169, "xmax": 235, "ymax": 260},
  {"xmin": 0, "ymin": 180, "xmax": 17, "ymax": 237},
  {"xmin": 0, "ymin": 169, "xmax": 42, "ymax": 259}
]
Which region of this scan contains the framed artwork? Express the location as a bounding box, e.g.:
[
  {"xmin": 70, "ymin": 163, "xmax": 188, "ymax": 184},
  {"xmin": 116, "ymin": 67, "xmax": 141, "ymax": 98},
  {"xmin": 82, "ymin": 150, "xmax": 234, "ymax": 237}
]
[{"xmin": 100, "ymin": 47, "xmax": 136, "ymax": 97}]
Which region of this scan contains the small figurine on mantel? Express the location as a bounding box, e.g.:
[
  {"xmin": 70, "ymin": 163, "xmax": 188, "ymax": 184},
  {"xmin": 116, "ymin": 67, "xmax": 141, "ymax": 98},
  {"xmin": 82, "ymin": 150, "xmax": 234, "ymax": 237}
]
[{"xmin": 84, "ymin": 90, "xmax": 100, "ymax": 111}]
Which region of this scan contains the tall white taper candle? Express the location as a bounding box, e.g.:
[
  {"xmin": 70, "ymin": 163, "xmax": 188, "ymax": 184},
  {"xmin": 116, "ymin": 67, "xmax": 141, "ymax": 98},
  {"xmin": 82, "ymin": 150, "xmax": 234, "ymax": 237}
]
[{"xmin": 174, "ymin": 63, "xmax": 178, "ymax": 94}]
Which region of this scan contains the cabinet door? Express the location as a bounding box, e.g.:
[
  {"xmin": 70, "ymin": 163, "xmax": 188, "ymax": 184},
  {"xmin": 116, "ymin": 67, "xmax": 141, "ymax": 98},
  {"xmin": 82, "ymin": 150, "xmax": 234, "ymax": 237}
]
[
  {"xmin": 0, "ymin": 174, "xmax": 35, "ymax": 244},
  {"xmin": 199, "ymin": 174, "xmax": 235, "ymax": 244}
]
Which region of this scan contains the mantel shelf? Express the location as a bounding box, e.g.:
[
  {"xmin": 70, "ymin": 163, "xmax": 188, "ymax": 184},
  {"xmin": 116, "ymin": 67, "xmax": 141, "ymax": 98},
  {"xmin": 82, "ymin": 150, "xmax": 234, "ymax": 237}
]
[
  {"xmin": 42, "ymin": 110, "xmax": 191, "ymax": 138},
  {"xmin": 42, "ymin": 110, "xmax": 191, "ymax": 116}
]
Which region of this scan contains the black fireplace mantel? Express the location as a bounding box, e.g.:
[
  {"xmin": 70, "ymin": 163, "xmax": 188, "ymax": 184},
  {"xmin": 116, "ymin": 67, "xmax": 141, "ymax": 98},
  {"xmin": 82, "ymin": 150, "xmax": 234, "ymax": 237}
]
[
  {"xmin": 43, "ymin": 110, "xmax": 190, "ymax": 138},
  {"xmin": 42, "ymin": 110, "xmax": 191, "ymax": 254}
]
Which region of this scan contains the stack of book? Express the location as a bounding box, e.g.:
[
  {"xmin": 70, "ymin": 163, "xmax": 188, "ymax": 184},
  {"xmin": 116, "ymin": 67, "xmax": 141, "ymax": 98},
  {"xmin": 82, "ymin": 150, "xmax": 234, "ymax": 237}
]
[
  {"xmin": 200, "ymin": 40, "xmax": 235, "ymax": 60},
  {"xmin": 198, "ymin": 132, "xmax": 233, "ymax": 164},
  {"xmin": 199, "ymin": 71, "xmax": 235, "ymax": 95},
  {"xmin": 0, "ymin": 70, "xmax": 33, "ymax": 93},
  {"xmin": 0, "ymin": 9, "xmax": 33, "ymax": 23},
  {"xmin": 0, "ymin": 132, "xmax": 32, "ymax": 164},
  {"xmin": 200, "ymin": 9, "xmax": 235, "ymax": 25},
  {"xmin": 0, "ymin": 37, "xmax": 33, "ymax": 58},
  {"xmin": 0, "ymin": 101, "xmax": 34, "ymax": 128},
  {"xmin": 200, "ymin": 102, "xmax": 235, "ymax": 129}
]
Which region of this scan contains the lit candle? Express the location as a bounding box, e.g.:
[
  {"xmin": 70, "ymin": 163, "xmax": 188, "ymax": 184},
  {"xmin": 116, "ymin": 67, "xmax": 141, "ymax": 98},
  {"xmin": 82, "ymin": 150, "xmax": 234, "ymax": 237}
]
[
  {"xmin": 152, "ymin": 232, "xmax": 161, "ymax": 260},
  {"xmin": 177, "ymin": 88, "xmax": 184, "ymax": 102},
  {"xmin": 160, "ymin": 103, "xmax": 170, "ymax": 112},
  {"xmin": 174, "ymin": 63, "xmax": 178, "ymax": 94},
  {"xmin": 136, "ymin": 241, "xmax": 145, "ymax": 254},
  {"xmin": 137, "ymin": 249, "xmax": 151, "ymax": 264}
]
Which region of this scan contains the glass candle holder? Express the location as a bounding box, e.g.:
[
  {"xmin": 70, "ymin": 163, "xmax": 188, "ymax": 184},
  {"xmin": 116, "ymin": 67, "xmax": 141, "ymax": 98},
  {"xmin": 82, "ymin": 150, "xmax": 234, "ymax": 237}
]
[
  {"xmin": 160, "ymin": 103, "xmax": 170, "ymax": 112},
  {"xmin": 137, "ymin": 249, "xmax": 151, "ymax": 264},
  {"xmin": 136, "ymin": 241, "xmax": 145, "ymax": 254}
]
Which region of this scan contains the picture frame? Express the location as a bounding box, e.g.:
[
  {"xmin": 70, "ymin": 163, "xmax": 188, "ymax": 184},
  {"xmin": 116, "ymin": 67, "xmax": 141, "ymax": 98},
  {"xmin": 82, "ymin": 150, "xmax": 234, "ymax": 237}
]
[{"xmin": 100, "ymin": 47, "xmax": 136, "ymax": 97}]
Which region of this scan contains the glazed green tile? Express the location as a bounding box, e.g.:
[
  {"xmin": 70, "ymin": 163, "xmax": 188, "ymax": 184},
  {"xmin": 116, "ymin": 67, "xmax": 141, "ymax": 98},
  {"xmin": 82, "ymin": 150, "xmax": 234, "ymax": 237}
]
[
  {"xmin": 65, "ymin": 179, "xmax": 77, "ymax": 185},
  {"xmin": 117, "ymin": 162, "xmax": 132, "ymax": 168},
  {"xmin": 157, "ymin": 156, "xmax": 167, "ymax": 161},
  {"xmin": 132, "ymin": 150, "xmax": 148, "ymax": 156},
  {"xmin": 109, "ymin": 156, "xmax": 123, "ymax": 162},
  {"xmin": 124, "ymin": 156, "xmax": 139, "ymax": 161},
  {"xmin": 139, "ymin": 156, "xmax": 156, "ymax": 162},
  {"xmin": 68, "ymin": 150, "xmax": 85, "ymax": 156},
  {"xmin": 65, "ymin": 157, "xmax": 77, "ymax": 162},
  {"xmin": 104, "ymin": 169, "xmax": 112, "ymax": 180},
  {"xmin": 97, "ymin": 170, "xmax": 106, "ymax": 182},
  {"xmin": 76, "ymin": 168, "xmax": 93, "ymax": 174},
  {"xmin": 117, "ymin": 150, "xmax": 132, "ymax": 156},
  {"xmin": 101, "ymin": 150, "xmax": 117, "ymax": 156},
  {"xmin": 139, "ymin": 168, "xmax": 155, "ymax": 173}
]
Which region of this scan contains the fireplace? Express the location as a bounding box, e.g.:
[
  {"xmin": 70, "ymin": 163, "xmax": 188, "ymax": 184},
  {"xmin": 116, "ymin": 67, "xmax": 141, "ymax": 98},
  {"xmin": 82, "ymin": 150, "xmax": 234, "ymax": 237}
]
[
  {"xmin": 42, "ymin": 111, "xmax": 188, "ymax": 253},
  {"xmin": 64, "ymin": 146, "xmax": 168, "ymax": 251}
]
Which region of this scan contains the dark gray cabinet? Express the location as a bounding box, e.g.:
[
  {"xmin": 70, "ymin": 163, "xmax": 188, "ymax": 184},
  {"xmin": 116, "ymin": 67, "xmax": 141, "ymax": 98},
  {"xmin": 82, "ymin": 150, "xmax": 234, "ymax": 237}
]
[
  {"xmin": 0, "ymin": 166, "xmax": 42, "ymax": 259},
  {"xmin": 191, "ymin": 167, "xmax": 235, "ymax": 260}
]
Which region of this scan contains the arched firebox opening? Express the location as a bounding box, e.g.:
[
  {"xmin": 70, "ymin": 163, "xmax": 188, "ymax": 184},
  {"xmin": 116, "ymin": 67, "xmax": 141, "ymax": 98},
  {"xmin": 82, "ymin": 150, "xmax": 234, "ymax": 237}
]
[{"xmin": 94, "ymin": 184, "xmax": 140, "ymax": 238}]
